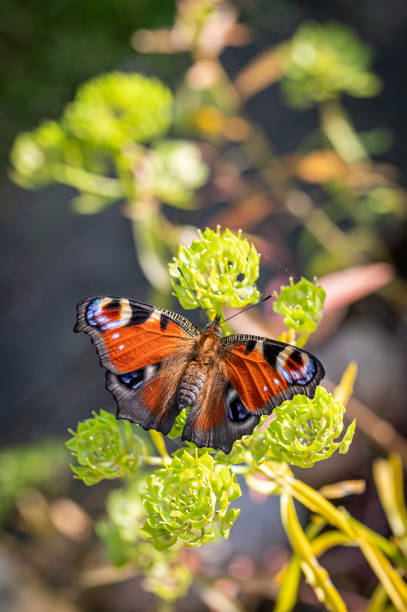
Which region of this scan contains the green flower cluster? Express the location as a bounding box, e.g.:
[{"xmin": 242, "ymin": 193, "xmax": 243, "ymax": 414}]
[
  {"xmin": 273, "ymin": 276, "xmax": 325, "ymax": 336},
  {"xmin": 10, "ymin": 72, "xmax": 210, "ymax": 215},
  {"xmin": 66, "ymin": 410, "xmax": 144, "ymax": 485},
  {"xmin": 10, "ymin": 120, "xmax": 106, "ymax": 190},
  {"xmin": 245, "ymin": 387, "xmax": 355, "ymax": 468},
  {"xmin": 97, "ymin": 479, "xmax": 192, "ymax": 602},
  {"xmin": 64, "ymin": 72, "xmax": 173, "ymax": 150},
  {"xmin": 169, "ymin": 226, "xmax": 261, "ymax": 321},
  {"xmin": 141, "ymin": 449, "xmax": 241, "ymax": 550},
  {"xmin": 281, "ymin": 21, "xmax": 381, "ymax": 108}
]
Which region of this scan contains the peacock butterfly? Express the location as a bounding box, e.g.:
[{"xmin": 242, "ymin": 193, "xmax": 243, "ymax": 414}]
[{"xmin": 74, "ymin": 296, "xmax": 325, "ymax": 454}]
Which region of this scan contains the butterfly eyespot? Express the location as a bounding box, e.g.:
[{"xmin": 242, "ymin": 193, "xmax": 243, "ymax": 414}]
[
  {"xmin": 120, "ymin": 369, "xmax": 144, "ymax": 390},
  {"xmin": 225, "ymin": 385, "xmax": 250, "ymax": 422},
  {"xmin": 119, "ymin": 363, "xmax": 161, "ymax": 391},
  {"xmin": 86, "ymin": 298, "xmax": 132, "ymax": 330},
  {"xmin": 276, "ymin": 347, "xmax": 316, "ymax": 385}
]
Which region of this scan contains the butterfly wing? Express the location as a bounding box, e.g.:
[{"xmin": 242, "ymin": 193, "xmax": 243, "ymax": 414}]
[
  {"xmin": 222, "ymin": 334, "xmax": 325, "ymax": 415},
  {"xmin": 75, "ymin": 296, "xmax": 199, "ymax": 373},
  {"xmin": 75, "ymin": 296, "xmax": 198, "ymax": 432}
]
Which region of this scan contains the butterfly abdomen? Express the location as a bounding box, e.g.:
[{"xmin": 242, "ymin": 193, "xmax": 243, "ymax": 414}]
[{"xmin": 178, "ymin": 362, "xmax": 207, "ymax": 409}]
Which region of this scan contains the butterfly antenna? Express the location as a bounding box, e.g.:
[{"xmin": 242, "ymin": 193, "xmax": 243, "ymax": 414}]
[
  {"xmin": 221, "ymin": 294, "xmax": 272, "ymax": 324},
  {"xmin": 177, "ymin": 267, "xmax": 204, "ymax": 311}
]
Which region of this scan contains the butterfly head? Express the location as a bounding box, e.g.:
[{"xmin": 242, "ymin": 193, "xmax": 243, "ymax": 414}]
[{"xmin": 205, "ymin": 314, "xmax": 222, "ymax": 336}]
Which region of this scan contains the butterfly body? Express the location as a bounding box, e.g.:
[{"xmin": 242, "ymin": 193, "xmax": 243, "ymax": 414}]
[{"xmin": 75, "ymin": 296, "xmax": 325, "ymax": 454}]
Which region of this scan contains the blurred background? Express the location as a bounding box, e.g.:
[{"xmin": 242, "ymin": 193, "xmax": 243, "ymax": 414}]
[{"xmin": 1, "ymin": 0, "xmax": 407, "ymax": 610}]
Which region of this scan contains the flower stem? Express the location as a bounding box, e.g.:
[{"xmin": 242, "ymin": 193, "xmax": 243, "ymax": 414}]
[
  {"xmin": 149, "ymin": 430, "xmax": 170, "ymax": 461},
  {"xmin": 319, "ymin": 98, "xmax": 369, "ymax": 164},
  {"xmin": 52, "ymin": 163, "xmax": 124, "ymax": 198}
]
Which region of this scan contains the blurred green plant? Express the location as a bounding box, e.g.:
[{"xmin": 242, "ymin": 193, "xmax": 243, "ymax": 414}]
[
  {"xmin": 280, "ymin": 21, "xmax": 381, "ymax": 108},
  {"xmin": 65, "ymin": 228, "xmax": 407, "ymax": 611},
  {"xmin": 10, "ymin": 70, "xmax": 209, "ymax": 295},
  {"xmin": 97, "ymin": 478, "xmax": 193, "ymax": 601},
  {"xmin": 0, "ymin": 439, "xmax": 69, "ymax": 522},
  {"xmin": 65, "ymin": 72, "xmax": 173, "ymax": 149}
]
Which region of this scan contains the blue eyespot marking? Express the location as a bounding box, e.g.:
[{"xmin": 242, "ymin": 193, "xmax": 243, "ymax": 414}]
[
  {"xmin": 86, "ymin": 298, "xmax": 132, "ymax": 330},
  {"xmin": 226, "ymin": 385, "xmax": 250, "ymax": 422},
  {"xmin": 119, "ymin": 369, "xmax": 144, "ymax": 390},
  {"xmin": 278, "ymin": 353, "xmax": 316, "ymax": 385},
  {"xmin": 86, "ymin": 298, "xmax": 103, "ymax": 327}
]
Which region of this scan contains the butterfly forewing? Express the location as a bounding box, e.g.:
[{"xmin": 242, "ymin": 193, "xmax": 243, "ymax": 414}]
[
  {"xmin": 222, "ymin": 334, "xmax": 325, "ymax": 415},
  {"xmin": 75, "ymin": 296, "xmax": 198, "ymax": 374},
  {"xmin": 75, "ymin": 296, "xmax": 198, "ymax": 434}
]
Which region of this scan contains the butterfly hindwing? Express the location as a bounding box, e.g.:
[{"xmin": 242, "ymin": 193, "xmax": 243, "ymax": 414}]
[
  {"xmin": 109, "ymin": 345, "xmax": 194, "ymax": 434},
  {"xmin": 75, "ymin": 296, "xmax": 198, "ymax": 375},
  {"xmin": 222, "ymin": 334, "xmax": 325, "ymax": 415},
  {"xmin": 106, "ymin": 364, "xmax": 179, "ymax": 434}
]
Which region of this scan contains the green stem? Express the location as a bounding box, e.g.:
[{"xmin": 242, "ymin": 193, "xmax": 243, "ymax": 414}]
[
  {"xmin": 149, "ymin": 430, "xmax": 170, "ymax": 461},
  {"xmin": 257, "ymin": 462, "xmax": 407, "ymax": 611},
  {"xmin": 294, "ymin": 332, "xmax": 310, "ymax": 348},
  {"xmin": 131, "ymin": 210, "xmax": 171, "ymax": 293},
  {"xmin": 157, "ymin": 600, "xmax": 176, "ymax": 612},
  {"xmin": 319, "ymin": 98, "xmax": 369, "ymax": 164},
  {"xmin": 280, "ymin": 493, "xmax": 347, "ymax": 612},
  {"xmin": 52, "ymin": 163, "xmax": 124, "ymax": 198},
  {"xmin": 143, "ymin": 456, "xmax": 168, "ymax": 466}
]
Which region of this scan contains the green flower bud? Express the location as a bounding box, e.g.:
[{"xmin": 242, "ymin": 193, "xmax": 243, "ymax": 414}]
[
  {"xmin": 273, "ymin": 276, "xmax": 325, "ymax": 336},
  {"xmin": 141, "ymin": 449, "xmax": 241, "ymax": 550},
  {"xmin": 281, "ymin": 21, "xmax": 381, "ymax": 108},
  {"xmin": 169, "ymin": 227, "xmax": 261, "ymax": 320},
  {"xmin": 247, "ymin": 387, "xmax": 356, "ymax": 468},
  {"xmin": 64, "ymin": 72, "xmax": 173, "ymax": 150},
  {"xmin": 66, "ymin": 410, "xmax": 144, "ymax": 485}
]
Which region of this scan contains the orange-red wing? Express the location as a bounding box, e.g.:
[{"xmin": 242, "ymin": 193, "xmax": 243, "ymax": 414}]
[
  {"xmin": 75, "ymin": 296, "xmax": 198, "ymax": 374},
  {"xmin": 223, "ymin": 336, "xmax": 325, "ymax": 415}
]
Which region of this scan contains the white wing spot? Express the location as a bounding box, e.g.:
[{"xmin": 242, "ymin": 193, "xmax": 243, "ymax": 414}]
[
  {"xmin": 274, "ymin": 378, "xmax": 280, "ymax": 386},
  {"xmin": 118, "ymin": 344, "xmax": 124, "ymax": 351},
  {"xmin": 112, "ymin": 332, "xmax": 120, "ymax": 339},
  {"xmin": 263, "ymin": 385, "xmax": 268, "ymax": 392}
]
